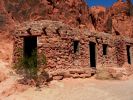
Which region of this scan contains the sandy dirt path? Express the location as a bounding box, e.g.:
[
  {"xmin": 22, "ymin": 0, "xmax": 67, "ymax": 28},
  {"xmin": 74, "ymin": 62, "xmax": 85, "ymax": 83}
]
[{"xmin": 3, "ymin": 77, "xmax": 133, "ymax": 100}]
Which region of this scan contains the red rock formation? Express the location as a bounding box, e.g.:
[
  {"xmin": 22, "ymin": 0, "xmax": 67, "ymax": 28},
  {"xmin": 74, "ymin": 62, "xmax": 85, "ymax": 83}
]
[
  {"xmin": 0, "ymin": 0, "xmax": 15, "ymax": 39},
  {"xmin": 89, "ymin": 0, "xmax": 133, "ymax": 37},
  {"xmin": 110, "ymin": 0, "xmax": 133, "ymax": 36},
  {"xmin": 0, "ymin": 0, "xmax": 133, "ymax": 38},
  {"xmin": 3, "ymin": 0, "xmax": 93, "ymax": 27}
]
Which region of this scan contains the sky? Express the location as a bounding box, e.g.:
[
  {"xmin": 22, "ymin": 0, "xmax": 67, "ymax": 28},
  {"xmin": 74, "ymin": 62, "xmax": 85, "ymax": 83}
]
[{"xmin": 86, "ymin": 0, "xmax": 133, "ymax": 7}]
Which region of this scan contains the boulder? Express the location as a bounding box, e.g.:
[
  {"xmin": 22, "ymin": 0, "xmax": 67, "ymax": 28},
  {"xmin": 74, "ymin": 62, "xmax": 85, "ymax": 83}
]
[
  {"xmin": 0, "ymin": 71, "xmax": 7, "ymax": 82},
  {"xmin": 53, "ymin": 75, "xmax": 63, "ymax": 80}
]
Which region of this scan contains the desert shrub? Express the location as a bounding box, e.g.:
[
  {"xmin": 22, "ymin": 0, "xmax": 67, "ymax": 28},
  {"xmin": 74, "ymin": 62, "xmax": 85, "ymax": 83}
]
[
  {"xmin": 5, "ymin": 3, "xmax": 12, "ymax": 12},
  {"xmin": 27, "ymin": 0, "xmax": 40, "ymax": 6},
  {"xmin": 0, "ymin": 15, "xmax": 5, "ymax": 26},
  {"xmin": 14, "ymin": 49, "xmax": 47, "ymax": 80},
  {"xmin": 21, "ymin": 9, "xmax": 31, "ymax": 20},
  {"xmin": 18, "ymin": 0, "xmax": 25, "ymax": 3},
  {"xmin": 5, "ymin": 2, "xmax": 19, "ymax": 13}
]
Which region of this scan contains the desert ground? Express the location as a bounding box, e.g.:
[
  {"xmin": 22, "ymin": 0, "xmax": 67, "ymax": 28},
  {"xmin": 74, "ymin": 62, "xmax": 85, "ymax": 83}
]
[{"xmin": 1, "ymin": 76, "xmax": 133, "ymax": 100}]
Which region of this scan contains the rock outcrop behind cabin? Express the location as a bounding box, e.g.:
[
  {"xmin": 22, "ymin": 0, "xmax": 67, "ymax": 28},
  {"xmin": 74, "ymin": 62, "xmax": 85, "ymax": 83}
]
[{"xmin": 1, "ymin": 0, "xmax": 133, "ymax": 39}]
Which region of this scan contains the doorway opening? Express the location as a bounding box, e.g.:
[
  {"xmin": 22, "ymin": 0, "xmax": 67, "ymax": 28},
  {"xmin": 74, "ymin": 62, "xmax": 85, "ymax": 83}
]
[
  {"xmin": 24, "ymin": 36, "xmax": 37, "ymax": 67},
  {"xmin": 126, "ymin": 45, "xmax": 131, "ymax": 64},
  {"xmin": 89, "ymin": 42, "xmax": 96, "ymax": 68}
]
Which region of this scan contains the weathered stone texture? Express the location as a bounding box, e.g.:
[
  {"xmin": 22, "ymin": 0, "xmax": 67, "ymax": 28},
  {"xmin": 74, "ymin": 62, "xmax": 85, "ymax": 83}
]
[{"xmin": 13, "ymin": 20, "xmax": 133, "ymax": 80}]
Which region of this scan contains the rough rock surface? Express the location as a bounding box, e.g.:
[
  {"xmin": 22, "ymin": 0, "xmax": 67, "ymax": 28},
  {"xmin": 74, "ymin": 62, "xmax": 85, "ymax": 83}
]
[
  {"xmin": 0, "ymin": 71, "xmax": 7, "ymax": 83},
  {"xmin": 1, "ymin": 0, "xmax": 133, "ymax": 38},
  {"xmin": 0, "ymin": 0, "xmax": 15, "ymax": 39},
  {"xmin": 0, "ymin": 0, "xmax": 94, "ymax": 38},
  {"xmin": 0, "ymin": 60, "xmax": 29, "ymax": 99},
  {"xmin": 96, "ymin": 63, "xmax": 133, "ymax": 80},
  {"xmin": 13, "ymin": 20, "xmax": 133, "ymax": 81}
]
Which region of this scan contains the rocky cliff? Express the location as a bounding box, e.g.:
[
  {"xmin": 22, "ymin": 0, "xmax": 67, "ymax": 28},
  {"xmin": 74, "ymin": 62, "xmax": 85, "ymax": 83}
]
[
  {"xmin": 89, "ymin": 0, "xmax": 133, "ymax": 36},
  {"xmin": 0, "ymin": 0, "xmax": 133, "ymax": 38}
]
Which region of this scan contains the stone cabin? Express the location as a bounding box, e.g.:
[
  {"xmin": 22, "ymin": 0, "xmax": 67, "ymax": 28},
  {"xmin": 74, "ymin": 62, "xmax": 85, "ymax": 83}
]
[{"xmin": 13, "ymin": 20, "xmax": 133, "ymax": 79}]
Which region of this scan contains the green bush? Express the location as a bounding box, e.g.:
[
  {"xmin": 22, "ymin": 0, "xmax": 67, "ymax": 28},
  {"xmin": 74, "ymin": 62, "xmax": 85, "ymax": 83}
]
[{"xmin": 14, "ymin": 49, "xmax": 47, "ymax": 80}]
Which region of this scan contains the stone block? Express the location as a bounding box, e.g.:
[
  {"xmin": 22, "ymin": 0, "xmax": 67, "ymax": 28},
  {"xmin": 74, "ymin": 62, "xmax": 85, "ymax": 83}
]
[{"xmin": 53, "ymin": 76, "xmax": 64, "ymax": 80}]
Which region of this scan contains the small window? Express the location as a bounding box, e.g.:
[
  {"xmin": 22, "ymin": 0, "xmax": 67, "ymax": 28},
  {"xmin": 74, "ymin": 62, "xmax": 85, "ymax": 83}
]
[
  {"xmin": 126, "ymin": 45, "xmax": 131, "ymax": 64},
  {"xmin": 115, "ymin": 31, "xmax": 120, "ymax": 35},
  {"xmin": 73, "ymin": 40, "xmax": 79, "ymax": 53},
  {"xmin": 103, "ymin": 44, "xmax": 108, "ymax": 55}
]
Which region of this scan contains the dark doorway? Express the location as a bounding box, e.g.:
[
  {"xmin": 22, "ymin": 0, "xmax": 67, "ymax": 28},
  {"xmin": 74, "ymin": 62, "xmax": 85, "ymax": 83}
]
[
  {"xmin": 24, "ymin": 36, "xmax": 37, "ymax": 67},
  {"xmin": 103, "ymin": 44, "xmax": 108, "ymax": 55},
  {"xmin": 89, "ymin": 42, "xmax": 96, "ymax": 68},
  {"xmin": 73, "ymin": 40, "xmax": 79, "ymax": 53},
  {"xmin": 126, "ymin": 45, "xmax": 131, "ymax": 64}
]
